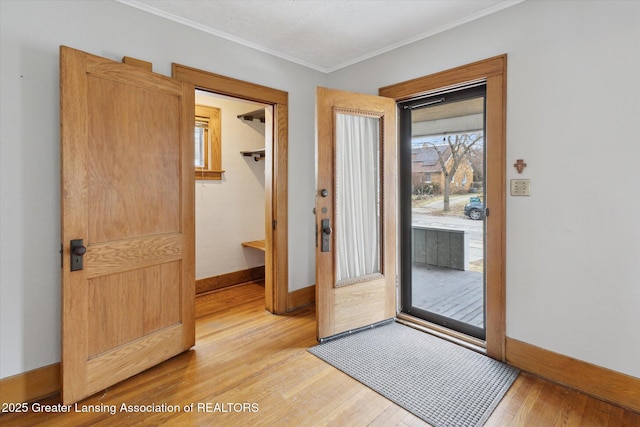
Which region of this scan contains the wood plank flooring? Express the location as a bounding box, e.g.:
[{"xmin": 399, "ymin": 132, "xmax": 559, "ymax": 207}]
[{"xmin": 1, "ymin": 282, "xmax": 638, "ymax": 426}]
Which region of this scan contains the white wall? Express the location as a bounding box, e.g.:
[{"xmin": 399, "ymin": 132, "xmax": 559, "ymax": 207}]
[
  {"xmin": 0, "ymin": 0, "xmax": 322, "ymax": 379},
  {"xmin": 328, "ymin": 0, "xmax": 640, "ymax": 378},
  {"xmin": 194, "ymin": 92, "xmax": 267, "ymax": 280}
]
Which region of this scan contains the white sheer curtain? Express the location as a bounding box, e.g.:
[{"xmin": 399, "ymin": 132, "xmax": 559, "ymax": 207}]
[{"xmin": 335, "ymin": 113, "xmax": 381, "ymax": 283}]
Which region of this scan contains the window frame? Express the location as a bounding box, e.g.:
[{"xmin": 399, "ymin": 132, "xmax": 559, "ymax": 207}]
[{"xmin": 195, "ymin": 104, "xmax": 223, "ymax": 180}]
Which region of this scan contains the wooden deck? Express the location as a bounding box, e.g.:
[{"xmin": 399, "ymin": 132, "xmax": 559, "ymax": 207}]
[{"xmin": 411, "ymin": 263, "xmax": 484, "ymax": 328}]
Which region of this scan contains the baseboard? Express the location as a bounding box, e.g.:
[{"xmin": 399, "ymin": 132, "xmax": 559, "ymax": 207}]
[
  {"xmin": 287, "ymin": 285, "xmax": 315, "ymax": 311},
  {"xmin": 196, "ymin": 266, "xmax": 265, "ymax": 294},
  {"xmin": 506, "ymin": 337, "xmax": 640, "ymax": 412},
  {"xmin": 0, "ymin": 363, "xmax": 60, "ymax": 405}
]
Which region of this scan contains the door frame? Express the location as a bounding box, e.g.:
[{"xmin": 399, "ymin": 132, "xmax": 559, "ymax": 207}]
[
  {"xmin": 380, "ymin": 55, "xmax": 507, "ymax": 361},
  {"xmin": 172, "ymin": 64, "xmax": 289, "ymax": 314}
]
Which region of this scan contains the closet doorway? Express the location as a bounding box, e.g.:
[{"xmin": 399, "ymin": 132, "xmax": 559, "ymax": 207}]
[
  {"xmin": 194, "ymin": 90, "xmax": 270, "ymax": 304},
  {"xmin": 173, "ymin": 64, "xmax": 289, "ymax": 314}
]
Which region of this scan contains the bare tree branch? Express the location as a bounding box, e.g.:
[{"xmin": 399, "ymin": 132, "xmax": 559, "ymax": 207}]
[{"xmin": 432, "ymin": 132, "xmax": 484, "ymax": 211}]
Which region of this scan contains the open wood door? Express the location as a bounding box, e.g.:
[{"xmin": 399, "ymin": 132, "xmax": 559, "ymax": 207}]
[
  {"xmin": 316, "ymin": 87, "xmax": 397, "ymax": 340},
  {"xmin": 60, "ymin": 46, "xmax": 195, "ymax": 404}
]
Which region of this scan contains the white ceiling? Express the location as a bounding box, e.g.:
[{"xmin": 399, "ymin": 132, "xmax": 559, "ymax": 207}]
[{"xmin": 119, "ymin": 0, "xmax": 523, "ymax": 73}]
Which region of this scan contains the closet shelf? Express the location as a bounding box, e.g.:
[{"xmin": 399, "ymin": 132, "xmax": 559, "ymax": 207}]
[
  {"xmin": 240, "ymin": 148, "xmax": 265, "ymax": 161},
  {"xmin": 237, "ymin": 108, "xmax": 265, "ymax": 123},
  {"xmin": 241, "ymin": 240, "xmax": 265, "ymax": 252}
]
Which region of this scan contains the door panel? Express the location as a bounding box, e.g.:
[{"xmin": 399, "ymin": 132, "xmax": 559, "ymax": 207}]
[
  {"xmin": 316, "ymin": 87, "xmax": 396, "ymax": 340},
  {"xmin": 60, "ymin": 46, "xmax": 195, "ymax": 404},
  {"xmin": 87, "ymin": 261, "xmax": 181, "ymax": 356},
  {"xmin": 87, "ymin": 76, "xmax": 181, "ymax": 242}
]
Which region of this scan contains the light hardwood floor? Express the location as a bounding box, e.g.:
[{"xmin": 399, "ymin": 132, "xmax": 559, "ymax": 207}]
[{"xmin": 1, "ymin": 282, "xmax": 638, "ymax": 426}]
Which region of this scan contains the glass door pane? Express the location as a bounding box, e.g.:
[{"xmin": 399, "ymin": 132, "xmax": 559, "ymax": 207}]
[{"xmin": 400, "ymin": 85, "xmax": 487, "ymax": 340}]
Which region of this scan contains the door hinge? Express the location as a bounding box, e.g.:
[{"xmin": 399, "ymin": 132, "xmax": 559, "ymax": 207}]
[
  {"xmin": 484, "ymin": 207, "xmax": 490, "ymax": 217},
  {"xmin": 60, "ymin": 244, "xmax": 63, "ymax": 268},
  {"xmin": 272, "ymin": 219, "xmax": 277, "ymax": 230}
]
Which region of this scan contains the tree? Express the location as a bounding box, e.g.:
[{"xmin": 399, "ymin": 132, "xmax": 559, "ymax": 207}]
[
  {"xmin": 468, "ymin": 143, "xmax": 485, "ymax": 183},
  {"xmin": 432, "ymin": 132, "xmax": 483, "ymax": 211}
]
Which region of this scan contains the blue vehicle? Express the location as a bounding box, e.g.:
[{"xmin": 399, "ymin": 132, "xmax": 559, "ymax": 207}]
[{"xmin": 464, "ymin": 197, "xmax": 484, "ymax": 220}]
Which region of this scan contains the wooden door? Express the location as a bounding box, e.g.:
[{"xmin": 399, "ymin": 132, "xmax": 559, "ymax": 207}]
[
  {"xmin": 316, "ymin": 87, "xmax": 396, "ymax": 340},
  {"xmin": 60, "ymin": 46, "xmax": 195, "ymax": 404}
]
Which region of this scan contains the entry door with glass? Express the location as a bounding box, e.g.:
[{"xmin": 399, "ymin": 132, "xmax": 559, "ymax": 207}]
[
  {"xmin": 316, "ymin": 87, "xmax": 396, "ymax": 341},
  {"xmin": 399, "ymin": 85, "xmax": 487, "ymax": 340}
]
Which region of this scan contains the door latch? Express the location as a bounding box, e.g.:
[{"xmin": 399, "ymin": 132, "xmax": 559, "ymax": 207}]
[
  {"xmin": 70, "ymin": 239, "xmax": 86, "ymax": 272},
  {"xmin": 321, "ymin": 219, "xmax": 332, "ymax": 252}
]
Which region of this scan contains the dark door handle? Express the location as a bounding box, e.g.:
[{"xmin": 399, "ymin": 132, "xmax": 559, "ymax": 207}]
[
  {"xmin": 321, "ymin": 219, "xmax": 331, "ymax": 252},
  {"xmin": 70, "ymin": 239, "xmax": 86, "ymax": 271}
]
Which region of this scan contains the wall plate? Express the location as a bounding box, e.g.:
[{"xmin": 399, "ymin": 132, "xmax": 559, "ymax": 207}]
[{"xmin": 510, "ymin": 179, "xmax": 530, "ymax": 196}]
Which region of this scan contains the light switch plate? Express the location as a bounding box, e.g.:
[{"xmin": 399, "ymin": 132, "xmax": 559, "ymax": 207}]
[{"xmin": 511, "ymin": 179, "xmax": 530, "ymax": 196}]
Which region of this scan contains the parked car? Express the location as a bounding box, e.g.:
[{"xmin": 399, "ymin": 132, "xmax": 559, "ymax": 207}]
[{"xmin": 464, "ymin": 197, "xmax": 484, "ymax": 220}]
